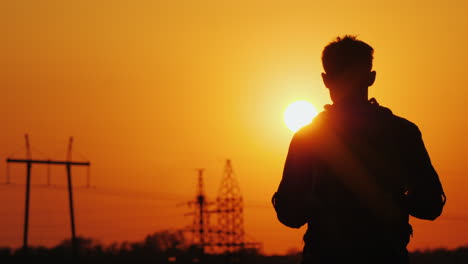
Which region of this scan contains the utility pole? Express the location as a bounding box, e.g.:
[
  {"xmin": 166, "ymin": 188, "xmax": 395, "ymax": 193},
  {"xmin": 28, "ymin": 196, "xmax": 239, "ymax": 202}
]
[
  {"xmin": 66, "ymin": 136, "xmax": 91, "ymax": 188},
  {"xmin": 184, "ymin": 168, "xmax": 217, "ymax": 262},
  {"xmin": 23, "ymin": 134, "xmax": 32, "ymax": 252},
  {"xmin": 7, "ymin": 159, "xmax": 90, "ymax": 252},
  {"xmin": 6, "ymin": 134, "xmax": 90, "ymax": 256},
  {"xmin": 196, "ymin": 168, "xmax": 206, "ymax": 252}
]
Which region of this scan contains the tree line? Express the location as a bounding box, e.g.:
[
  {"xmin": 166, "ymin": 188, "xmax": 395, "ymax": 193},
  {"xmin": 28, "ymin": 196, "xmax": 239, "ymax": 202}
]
[{"xmin": 0, "ymin": 230, "xmax": 466, "ymax": 263}]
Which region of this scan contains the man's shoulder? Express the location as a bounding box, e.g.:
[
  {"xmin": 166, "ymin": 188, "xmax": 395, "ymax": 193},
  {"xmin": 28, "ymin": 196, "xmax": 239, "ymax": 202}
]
[
  {"xmin": 361, "ymin": 101, "xmax": 420, "ymax": 134},
  {"xmin": 294, "ymin": 111, "xmax": 329, "ymax": 136},
  {"xmin": 383, "ymin": 108, "xmax": 421, "ymax": 134},
  {"xmin": 294, "ymin": 104, "xmax": 421, "ymax": 138}
]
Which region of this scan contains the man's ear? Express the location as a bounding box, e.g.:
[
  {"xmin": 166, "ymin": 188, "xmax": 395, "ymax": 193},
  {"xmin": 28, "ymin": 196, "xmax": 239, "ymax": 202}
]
[
  {"xmin": 322, "ymin": 72, "xmax": 331, "ymax": 88},
  {"xmin": 368, "ymin": 71, "xmax": 376, "ymax": 86}
]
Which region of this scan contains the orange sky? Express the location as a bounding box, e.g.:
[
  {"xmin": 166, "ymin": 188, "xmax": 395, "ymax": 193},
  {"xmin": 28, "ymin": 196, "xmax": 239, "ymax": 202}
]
[{"xmin": 1, "ymin": 0, "xmax": 468, "ymax": 255}]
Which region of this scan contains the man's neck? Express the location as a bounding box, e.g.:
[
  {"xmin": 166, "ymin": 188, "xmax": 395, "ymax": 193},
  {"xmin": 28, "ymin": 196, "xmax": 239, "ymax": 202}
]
[{"xmin": 334, "ymin": 97, "xmax": 369, "ymax": 108}]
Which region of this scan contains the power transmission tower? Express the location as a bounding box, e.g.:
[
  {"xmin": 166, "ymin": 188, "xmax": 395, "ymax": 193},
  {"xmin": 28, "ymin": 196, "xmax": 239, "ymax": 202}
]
[
  {"xmin": 215, "ymin": 159, "xmax": 262, "ymax": 263},
  {"xmin": 216, "ymin": 159, "xmax": 245, "ymax": 264},
  {"xmin": 216, "ymin": 159, "xmax": 244, "ymax": 254}
]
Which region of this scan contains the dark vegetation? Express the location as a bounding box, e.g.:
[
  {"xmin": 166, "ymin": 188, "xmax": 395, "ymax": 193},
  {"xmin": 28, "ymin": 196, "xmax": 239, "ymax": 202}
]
[{"xmin": 0, "ymin": 230, "xmax": 466, "ymax": 263}]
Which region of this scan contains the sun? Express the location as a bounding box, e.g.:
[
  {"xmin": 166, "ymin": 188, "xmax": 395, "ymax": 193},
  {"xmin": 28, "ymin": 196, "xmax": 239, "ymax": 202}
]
[{"xmin": 284, "ymin": 101, "xmax": 318, "ymax": 132}]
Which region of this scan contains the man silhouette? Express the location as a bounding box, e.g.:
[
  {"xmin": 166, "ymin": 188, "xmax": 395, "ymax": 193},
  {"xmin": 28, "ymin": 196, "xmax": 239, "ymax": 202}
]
[{"xmin": 272, "ymin": 35, "xmax": 446, "ymax": 264}]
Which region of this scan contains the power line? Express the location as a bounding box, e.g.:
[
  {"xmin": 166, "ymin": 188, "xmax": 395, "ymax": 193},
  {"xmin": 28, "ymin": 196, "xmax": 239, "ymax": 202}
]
[{"xmin": 0, "ymin": 181, "xmax": 274, "ymax": 209}]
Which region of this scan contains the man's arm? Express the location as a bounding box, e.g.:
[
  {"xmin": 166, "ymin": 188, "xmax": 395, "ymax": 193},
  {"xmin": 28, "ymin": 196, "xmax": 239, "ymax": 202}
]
[
  {"xmin": 273, "ymin": 132, "xmax": 318, "ymax": 228},
  {"xmin": 404, "ymin": 125, "xmax": 446, "ymax": 220}
]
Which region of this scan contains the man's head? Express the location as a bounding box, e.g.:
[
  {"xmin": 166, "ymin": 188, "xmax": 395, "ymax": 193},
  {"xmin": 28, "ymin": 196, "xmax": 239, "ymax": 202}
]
[{"xmin": 321, "ymin": 35, "xmax": 376, "ymax": 105}]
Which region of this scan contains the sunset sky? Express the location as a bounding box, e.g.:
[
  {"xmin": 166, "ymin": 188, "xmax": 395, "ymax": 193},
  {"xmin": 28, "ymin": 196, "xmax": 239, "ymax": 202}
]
[{"xmin": 1, "ymin": 0, "xmax": 468, "ymax": 255}]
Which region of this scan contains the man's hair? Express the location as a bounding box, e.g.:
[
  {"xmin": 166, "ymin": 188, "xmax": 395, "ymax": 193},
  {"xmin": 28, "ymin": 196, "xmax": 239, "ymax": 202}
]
[{"xmin": 322, "ymin": 35, "xmax": 374, "ymax": 75}]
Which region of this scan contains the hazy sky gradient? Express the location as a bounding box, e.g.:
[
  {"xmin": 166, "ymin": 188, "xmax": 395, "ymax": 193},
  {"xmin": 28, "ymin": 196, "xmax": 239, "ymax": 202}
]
[{"xmin": 2, "ymin": 0, "xmax": 467, "ymax": 254}]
